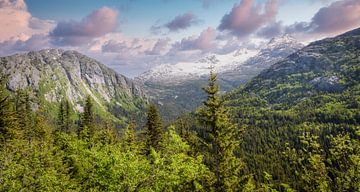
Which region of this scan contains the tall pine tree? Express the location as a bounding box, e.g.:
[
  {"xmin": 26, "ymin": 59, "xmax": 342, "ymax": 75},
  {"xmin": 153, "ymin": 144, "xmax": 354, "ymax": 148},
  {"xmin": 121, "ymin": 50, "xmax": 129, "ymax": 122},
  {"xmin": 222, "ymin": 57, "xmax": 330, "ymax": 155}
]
[
  {"xmin": 79, "ymin": 96, "xmax": 95, "ymax": 140},
  {"xmin": 57, "ymin": 99, "xmax": 72, "ymax": 133},
  {"xmin": 145, "ymin": 104, "xmax": 163, "ymax": 152},
  {"xmin": 197, "ymin": 70, "xmax": 244, "ymax": 191}
]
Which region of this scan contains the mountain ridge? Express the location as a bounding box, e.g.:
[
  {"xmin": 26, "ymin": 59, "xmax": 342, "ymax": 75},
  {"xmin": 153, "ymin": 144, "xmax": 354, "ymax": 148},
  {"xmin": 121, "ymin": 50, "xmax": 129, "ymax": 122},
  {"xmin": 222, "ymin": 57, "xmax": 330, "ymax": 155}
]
[{"xmin": 0, "ymin": 48, "xmax": 148, "ymax": 124}]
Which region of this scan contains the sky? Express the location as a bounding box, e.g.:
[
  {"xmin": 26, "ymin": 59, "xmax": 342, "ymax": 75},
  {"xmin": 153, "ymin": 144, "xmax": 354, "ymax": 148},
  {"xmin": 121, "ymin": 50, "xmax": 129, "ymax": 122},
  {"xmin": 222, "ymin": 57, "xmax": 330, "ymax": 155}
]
[{"xmin": 1, "ymin": 0, "xmax": 360, "ymax": 77}]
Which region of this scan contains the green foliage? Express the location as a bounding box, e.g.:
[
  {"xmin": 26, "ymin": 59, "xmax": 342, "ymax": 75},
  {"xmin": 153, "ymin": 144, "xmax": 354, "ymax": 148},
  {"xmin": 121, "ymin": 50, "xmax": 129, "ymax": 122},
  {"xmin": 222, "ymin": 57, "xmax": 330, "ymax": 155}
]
[
  {"xmin": 57, "ymin": 99, "xmax": 72, "ymax": 133},
  {"xmin": 147, "ymin": 126, "xmax": 212, "ymax": 191},
  {"xmin": 0, "ymin": 89, "xmax": 211, "ymax": 191},
  {"xmin": 197, "ymin": 71, "xmax": 244, "ymax": 191},
  {"xmin": 145, "ymin": 104, "xmax": 163, "ymax": 152},
  {"xmin": 78, "ymin": 96, "xmax": 95, "ymax": 140}
]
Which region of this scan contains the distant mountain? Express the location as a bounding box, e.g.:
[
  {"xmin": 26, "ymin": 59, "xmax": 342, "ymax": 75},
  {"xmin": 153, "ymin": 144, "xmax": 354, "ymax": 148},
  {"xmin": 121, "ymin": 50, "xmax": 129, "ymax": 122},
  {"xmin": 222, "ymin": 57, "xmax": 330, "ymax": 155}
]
[
  {"xmin": 137, "ymin": 48, "xmax": 259, "ymax": 84},
  {"xmin": 231, "ymin": 27, "xmax": 360, "ymax": 106},
  {"xmin": 221, "ymin": 34, "xmax": 303, "ymax": 86},
  {"xmin": 0, "ymin": 49, "xmax": 148, "ymax": 125},
  {"xmin": 136, "ymin": 35, "xmax": 303, "ymax": 121}
]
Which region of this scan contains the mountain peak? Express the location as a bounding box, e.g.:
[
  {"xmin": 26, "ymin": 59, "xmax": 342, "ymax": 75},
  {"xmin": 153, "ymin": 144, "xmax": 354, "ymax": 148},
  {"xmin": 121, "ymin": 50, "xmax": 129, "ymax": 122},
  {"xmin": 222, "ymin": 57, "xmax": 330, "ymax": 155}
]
[{"xmin": 267, "ymin": 34, "xmax": 298, "ymax": 46}]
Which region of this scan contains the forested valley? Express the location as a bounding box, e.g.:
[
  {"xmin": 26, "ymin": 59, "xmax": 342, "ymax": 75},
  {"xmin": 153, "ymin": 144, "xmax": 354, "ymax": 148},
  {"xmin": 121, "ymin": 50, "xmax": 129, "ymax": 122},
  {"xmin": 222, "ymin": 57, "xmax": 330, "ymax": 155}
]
[{"xmin": 1, "ymin": 24, "xmax": 360, "ymax": 192}]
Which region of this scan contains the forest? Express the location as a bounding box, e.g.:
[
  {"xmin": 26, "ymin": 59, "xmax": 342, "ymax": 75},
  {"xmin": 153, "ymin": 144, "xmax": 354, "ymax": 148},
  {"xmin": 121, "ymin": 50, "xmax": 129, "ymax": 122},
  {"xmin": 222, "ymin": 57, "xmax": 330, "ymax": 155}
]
[{"xmin": 0, "ymin": 69, "xmax": 359, "ymax": 192}]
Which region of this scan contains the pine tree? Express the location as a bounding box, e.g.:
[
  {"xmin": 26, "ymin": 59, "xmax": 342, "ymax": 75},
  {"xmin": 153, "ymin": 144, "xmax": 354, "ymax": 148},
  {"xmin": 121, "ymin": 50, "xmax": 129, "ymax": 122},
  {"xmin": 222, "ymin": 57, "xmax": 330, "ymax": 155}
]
[
  {"xmin": 145, "ymin": 104, "xmax": 163, "ymax": 152},
  {"xmin": 57, "ymin": 99, "xmax": 72, "ymax": 133},
  {"xmin": 15, "ymin": 90, "xmax": 33, "ymax": 130},
  {"xmin": 79, "ymin": 96, "xmax": 95, "ymax": 139},
  {"xmin": 14, "ymin": 90, "xmax": 36, "ymax": 142},
  {"xmin": 197, "ymin": 70, "xmax": 243, "ymax": 191},
  {"xmin": 0, "ymin": 81, "xmax": 18, "ymax": 142}
]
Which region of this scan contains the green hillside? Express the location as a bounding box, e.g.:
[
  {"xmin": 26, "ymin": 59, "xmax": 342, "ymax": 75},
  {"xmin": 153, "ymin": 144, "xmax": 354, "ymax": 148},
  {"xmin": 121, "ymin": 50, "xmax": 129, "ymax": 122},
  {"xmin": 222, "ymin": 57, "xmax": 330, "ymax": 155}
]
[{"xmin": 223, "ymin": 28, "xmax": 360, "ymax": 190}]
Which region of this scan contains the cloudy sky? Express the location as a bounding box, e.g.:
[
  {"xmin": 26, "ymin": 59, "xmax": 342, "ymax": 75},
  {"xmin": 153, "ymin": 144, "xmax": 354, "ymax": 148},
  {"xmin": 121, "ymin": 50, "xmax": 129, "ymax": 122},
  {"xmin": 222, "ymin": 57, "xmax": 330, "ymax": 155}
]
[{"xmin": 1, "ymin": 0, "xmax": 360, "ymax": 77}]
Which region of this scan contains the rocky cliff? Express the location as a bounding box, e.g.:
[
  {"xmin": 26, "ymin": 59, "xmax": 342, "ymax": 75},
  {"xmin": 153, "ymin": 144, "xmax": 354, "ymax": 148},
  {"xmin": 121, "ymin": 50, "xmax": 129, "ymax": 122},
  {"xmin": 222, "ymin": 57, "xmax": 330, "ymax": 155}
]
[{"xmin": 0, "ymin": 49, "xmax": 147, "ymax": 123}]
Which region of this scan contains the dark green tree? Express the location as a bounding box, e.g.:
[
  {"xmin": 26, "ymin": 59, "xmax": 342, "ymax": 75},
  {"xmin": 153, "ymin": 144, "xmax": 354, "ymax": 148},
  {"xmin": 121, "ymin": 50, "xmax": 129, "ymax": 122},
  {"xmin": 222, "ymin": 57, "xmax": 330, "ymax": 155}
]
[
  {"xmin": 14, "ymin": 90, "xmax": 33, "ymax": 131},
  {"xmin": 0, "ymin": 81, "xmax": 18, "ymax": 142},
  {"xmin": 145, "ymin": 104, "xmax": 163, "ymax": 152},
  {"xmin": 197, "ymin": 70, "xmax": 244, "ymax": 191},
  {"xmin": 57, "ymin": 99, "xmax": 72, "ymax": 133},
  {"xmin": 79, "ymin": 96, "xmax": 95, "ymax": 140}
]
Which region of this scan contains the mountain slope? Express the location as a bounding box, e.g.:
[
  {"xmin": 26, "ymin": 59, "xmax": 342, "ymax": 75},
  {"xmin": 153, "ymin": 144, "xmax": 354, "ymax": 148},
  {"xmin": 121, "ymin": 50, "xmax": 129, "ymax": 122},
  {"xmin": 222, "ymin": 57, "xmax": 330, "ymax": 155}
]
[
  {"xmin": 0, "ymin": 49, "xmax": 148, "ymax": 124},
  {"xmin": 233, "ymin": 27, "xmax": 360, "ymax": 106},
  {"xmin": 223, "ymin": 27, "xmax": 360, "ymax": 188},
  {"xmin": 137, "ymin": 35, "xmax": 303, "ymax": 121}
]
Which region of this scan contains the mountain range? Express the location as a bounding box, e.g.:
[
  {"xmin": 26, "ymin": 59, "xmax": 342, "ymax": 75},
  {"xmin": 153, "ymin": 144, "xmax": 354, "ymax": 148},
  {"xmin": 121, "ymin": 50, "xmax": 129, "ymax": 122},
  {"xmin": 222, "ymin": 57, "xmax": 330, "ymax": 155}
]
[
  {"xmin": 136, "ymin": 34, "xmax": 304, "ymax": 120},
  {"xmin": 1, "ymin": 28, "xmax": 358, "ymax": 125}
]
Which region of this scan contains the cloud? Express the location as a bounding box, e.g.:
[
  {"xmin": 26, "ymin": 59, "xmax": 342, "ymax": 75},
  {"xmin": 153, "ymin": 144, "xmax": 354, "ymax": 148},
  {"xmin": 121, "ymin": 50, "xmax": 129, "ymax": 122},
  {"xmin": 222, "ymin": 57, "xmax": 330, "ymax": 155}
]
[
  {"xmin": 0, "ymin": 0, "xmax": 54, "ymax": 42},
  {"xmin": 257, "ymin": 21, "xmax": 284, "ymax": 38},
  {"xmin": 218, "ymin": 0, "xmax": 278, "ymax": 38},
  {"xmin": 151, "ymin": 11, "xmax": 200, "ymax": 34},
  {"xmin": 172, "ymin": 27, "xmax": 217, "ymax": 52},
  {"xmin": 0, "ymin": 34, "xmax": 50, "ymax": 56},
  {"xmin": 146, "ymin": 38, "xmax": 170, "ymax": 55},
  {"xmin": 50, "ymin": 7, "xmax": 119, "ymax": 46},
  {"xmin": 0, "ymin": 0, "xmax": 26, "ymax": 10},
  {"xmin": 286, "ymin": 0, "xmax": 360, "ymax": 36}
]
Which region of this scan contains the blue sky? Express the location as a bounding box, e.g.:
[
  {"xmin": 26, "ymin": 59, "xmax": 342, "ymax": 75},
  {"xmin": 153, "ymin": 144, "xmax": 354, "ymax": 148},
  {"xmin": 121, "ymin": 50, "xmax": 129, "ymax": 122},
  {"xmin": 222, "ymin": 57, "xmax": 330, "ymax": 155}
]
[
  {"xmin": 1, "ymin": 0, "xmax": 359, "ymax": 76},
  {"xmin": 25, "ymin": 0, "xmax": 326, "ymax": 39}
]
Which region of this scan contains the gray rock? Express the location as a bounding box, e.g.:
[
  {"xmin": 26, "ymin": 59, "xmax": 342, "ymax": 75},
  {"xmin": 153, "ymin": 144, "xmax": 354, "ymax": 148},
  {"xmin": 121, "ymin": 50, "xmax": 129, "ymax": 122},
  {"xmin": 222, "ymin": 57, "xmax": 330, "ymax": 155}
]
[
  {"xmin": 310, "ymin": 76, "xmax": 345, "ymax": 92},
  {"xmin": 0, "ymin": 49, "xmax": 148, "ymax": 116}
]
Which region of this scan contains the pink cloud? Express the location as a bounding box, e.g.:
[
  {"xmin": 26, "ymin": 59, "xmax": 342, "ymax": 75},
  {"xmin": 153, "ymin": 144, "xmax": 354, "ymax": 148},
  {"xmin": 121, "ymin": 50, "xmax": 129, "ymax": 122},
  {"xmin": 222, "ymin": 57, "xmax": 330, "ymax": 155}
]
[
  {"xmin": 311, "ymin": 0, "xmax": 360, "ymax": 34},
  {"xmin": 146, "ymin": 38, "xmax": 170, "ymax": 55},
  {"xmin": 286, "ymin": 0, "xmax": 360, "ymax": 38},
  {"xmin": 218, "ymin": 0, "xmax": 278, "ymax": 38},
  {"xmin": 165, "ymin": 11, "xmax": 200, "ymax": 32},
  {"xmin": 50, "ymin": 7, "xmax": 119, "ymax": 46},
  {"xmin": 172, "ymin": 27, "xmax": 217, "ymax": 52},
  {"xmin": 0, "ymin": 0, "xmax": 54, "ymax": 42}
]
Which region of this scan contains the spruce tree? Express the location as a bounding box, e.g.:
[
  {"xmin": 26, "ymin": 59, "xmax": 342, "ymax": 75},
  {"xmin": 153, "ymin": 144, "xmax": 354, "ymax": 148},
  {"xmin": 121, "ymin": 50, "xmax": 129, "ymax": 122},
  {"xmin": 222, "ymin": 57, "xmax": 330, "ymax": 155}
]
[
  {"xmin": 197, "ymin": 70, "xmax": 243, "ymax": 191},
  {"xmin": 57, "ymin": 99, "xmax": 72, "ymax": 133},
  {"xmin": 145, "ymin": 104, "xmax": 163, "ymax": 152},
  {"xmin": 14, "ymin": 90, "xmax": 35, "ymax": 142},
  {"xmin": 0, "ymin": 82, "xmax": 18, "ymax": 142},
  {"xmin": 79, "ymin": 96, "xmax": 95, "ymax": 139}
]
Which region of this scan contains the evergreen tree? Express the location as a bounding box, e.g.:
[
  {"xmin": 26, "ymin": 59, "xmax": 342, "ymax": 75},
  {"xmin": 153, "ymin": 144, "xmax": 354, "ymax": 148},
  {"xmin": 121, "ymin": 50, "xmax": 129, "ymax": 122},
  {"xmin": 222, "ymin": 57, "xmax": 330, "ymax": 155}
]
[
  {"xmin": 14, "ymin": 90, "xmax": 36, "ymax": 142},
  {"xmin": 79, "ymin": 96, "xmax": 95, "ymax": 139},
  {"xmin": 57, "ymin": 99, "xmax": 72, "ymax": 133},
  {"xmin": 0, "ymin": 84, "xmax": 19, "ymax": 143},
  {"xmin": 197, "ymin": 70, "xmax": 244, "ymax": 191},
  {"xmin": 145, "ymin": 104, "xmax": 163, "ymax": 152},
  {"xmin": 14, "ymin": 90, "xmax": 33, "ymax": 131}
]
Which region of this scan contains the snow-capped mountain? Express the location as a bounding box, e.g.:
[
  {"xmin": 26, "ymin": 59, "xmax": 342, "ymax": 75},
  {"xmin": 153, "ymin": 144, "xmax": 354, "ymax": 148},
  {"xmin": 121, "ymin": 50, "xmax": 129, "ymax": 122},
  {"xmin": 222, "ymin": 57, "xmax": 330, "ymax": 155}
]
[
  {"xmin": 135, "ymin": 35, "xmax": 304, "ymax": 121},
  {"xmin": 136, "ymin": 48, "xmax": 259, "ymax": 84},
  {"xmin": 222, "ymin": 34, "xmax": 304, "ymax": 85},
  {"xmin": 137, "ymin": 34, "xmax": 303, "ymax": 85}
]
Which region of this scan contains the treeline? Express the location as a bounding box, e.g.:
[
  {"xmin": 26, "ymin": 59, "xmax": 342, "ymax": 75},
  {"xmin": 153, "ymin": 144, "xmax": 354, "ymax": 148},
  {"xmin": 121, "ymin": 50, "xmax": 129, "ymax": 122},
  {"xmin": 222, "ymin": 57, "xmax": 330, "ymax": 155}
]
[
  {"xmin": 1, "ymin": 71, "xmax": 359, "ymax": 191},
  {"xmin": 222, "ymin": 81, "xmax": 360, "ymax": 190},
  {"xmin": 0, "ymin": 73, "xmax": 256, "ymax": 192}
]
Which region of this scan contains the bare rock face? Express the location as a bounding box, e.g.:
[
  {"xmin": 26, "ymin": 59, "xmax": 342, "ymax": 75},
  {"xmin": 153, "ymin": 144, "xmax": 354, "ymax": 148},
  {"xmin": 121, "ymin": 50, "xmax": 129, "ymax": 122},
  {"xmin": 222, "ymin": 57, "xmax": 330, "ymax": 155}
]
[
  {"xmin": 0, "ymin": 49, "xmax": 147, "ymax": 121},
  {"xmin": 310, "ymin": 76, "xmax": 345, "ymax": 92}
]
